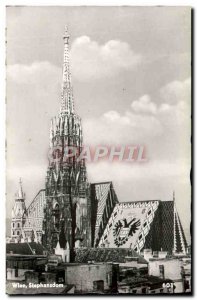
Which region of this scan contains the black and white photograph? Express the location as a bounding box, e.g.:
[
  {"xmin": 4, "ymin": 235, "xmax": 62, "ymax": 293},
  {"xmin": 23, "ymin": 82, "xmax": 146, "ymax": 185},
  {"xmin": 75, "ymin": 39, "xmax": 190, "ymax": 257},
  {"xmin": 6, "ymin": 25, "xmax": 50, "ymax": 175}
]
[{"xmin": 5, "ymin": 6, "xmax": 191, "ymax": 295}]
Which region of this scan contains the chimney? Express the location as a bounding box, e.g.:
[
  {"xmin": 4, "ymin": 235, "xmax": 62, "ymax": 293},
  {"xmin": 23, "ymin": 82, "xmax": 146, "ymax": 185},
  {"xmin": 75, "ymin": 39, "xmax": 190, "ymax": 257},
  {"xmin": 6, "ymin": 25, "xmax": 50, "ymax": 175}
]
[{"xmin": 143, "ymin": 249, "xmax": 153, "ymax": 261}]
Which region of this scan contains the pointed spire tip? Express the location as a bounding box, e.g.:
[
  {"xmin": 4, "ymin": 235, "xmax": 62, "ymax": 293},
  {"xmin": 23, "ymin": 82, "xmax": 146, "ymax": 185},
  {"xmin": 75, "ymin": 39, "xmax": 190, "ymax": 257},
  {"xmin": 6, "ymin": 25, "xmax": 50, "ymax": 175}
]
[
  {"xmin": 60, "ymin": 26, "xmax": 75, "ymax": 114},
  {"xmin": 63, "ymin": 25, "xmax": 70, "ymax": 40},
  {"xmin": 16, "ymin": 177, "xmax": 24, "ymax": 199}
]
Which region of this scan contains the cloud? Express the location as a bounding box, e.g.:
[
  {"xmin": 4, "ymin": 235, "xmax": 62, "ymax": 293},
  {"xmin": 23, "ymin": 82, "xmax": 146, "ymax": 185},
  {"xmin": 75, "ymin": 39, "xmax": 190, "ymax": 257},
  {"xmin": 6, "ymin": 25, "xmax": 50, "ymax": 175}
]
[
  {"xmin": 160, "ymin": 78, "xmax": 191, "ymax": 104},
  {"xmin": 83, "ymin": 77, "xmax": 191, "ymax": 167},
  {"xmin": 130, "ymin": 78, "xmax": 190, "ymax": 116},
  {"xmin": 6, "ymin": 36, "xmax": 141, "ymax": 86},
  {"xmin": 87, "ymin": 159, "xmax": 189, "ymax": 185},
  {"xmin": 128, "ymin": 78, "xmax": 191, "ymax": 132},
  {"xmin": 7, "ymin": 61, "xmax": 190, "ymax": 146},
  {"xmin": 83, "ymin": 109, "xmax": 162, "ymax": 146},
  {"xmin": 158, "ymin": 78, "xmax": 191, "ymax": 133},
  {"xmin": 70, "ymin": 36, "xmax": 141, "ymax": 81},
  {"xmin": 131, "ymin": 94, "xmax": 157, "ymax": 114},
  {"xmin": 7, "ymin": 61, "xmax": 61, "ymax": 86},
  {"xmin": 103, "ymin": 111, "xmax": 130, "ymax": 125}
]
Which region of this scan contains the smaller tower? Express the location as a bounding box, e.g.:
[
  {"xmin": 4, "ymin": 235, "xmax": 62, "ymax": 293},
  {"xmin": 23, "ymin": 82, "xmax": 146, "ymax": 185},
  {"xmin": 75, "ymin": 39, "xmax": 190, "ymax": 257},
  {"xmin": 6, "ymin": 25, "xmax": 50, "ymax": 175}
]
[{"xmin": 11, "ymin": 178, "xmax": 26, "ymax": 242}]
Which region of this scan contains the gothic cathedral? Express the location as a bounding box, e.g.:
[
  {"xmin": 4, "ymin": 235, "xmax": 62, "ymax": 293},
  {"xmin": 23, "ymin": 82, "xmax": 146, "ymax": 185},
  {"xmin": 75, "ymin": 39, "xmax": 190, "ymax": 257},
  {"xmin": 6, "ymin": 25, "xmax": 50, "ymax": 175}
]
[
  {"xmin": 42, "ymin": 27, "xmax": 92, "ymax": 254},
  {"xmin": 10, "ymin": 27, "xmax": 188, "ymax": 259}
]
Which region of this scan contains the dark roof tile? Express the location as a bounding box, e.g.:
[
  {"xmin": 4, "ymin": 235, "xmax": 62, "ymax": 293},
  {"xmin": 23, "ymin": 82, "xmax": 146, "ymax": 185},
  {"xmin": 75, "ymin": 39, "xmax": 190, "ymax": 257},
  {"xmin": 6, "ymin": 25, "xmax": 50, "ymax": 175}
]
[{"xmin": 6, "ymin": 242, "xmax": 46, "ymax": 255}]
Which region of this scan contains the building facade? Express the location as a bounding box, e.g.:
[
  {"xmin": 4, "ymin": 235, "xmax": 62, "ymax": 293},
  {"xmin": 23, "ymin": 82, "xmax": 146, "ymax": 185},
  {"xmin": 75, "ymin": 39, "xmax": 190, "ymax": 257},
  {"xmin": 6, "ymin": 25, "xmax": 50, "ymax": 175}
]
[{"xmin": 64, "ymin": 262, "xmax": 118, "ymax": 293}]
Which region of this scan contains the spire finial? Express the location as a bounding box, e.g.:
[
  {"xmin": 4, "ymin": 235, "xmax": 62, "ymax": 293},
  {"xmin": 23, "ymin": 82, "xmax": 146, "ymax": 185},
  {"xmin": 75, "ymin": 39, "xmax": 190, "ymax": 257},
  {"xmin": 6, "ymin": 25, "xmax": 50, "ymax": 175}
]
[
  {"xmin": 173, "ymin": 190, "xmax": 175, "ymax": 201},
  {"xmin": 60, "ymin": 25, "xmax": 74, "ymax": 114},
  {"xmin": 16, "ymin": 178, "xmax": 24, "ymax": 199},
  {"xmin": 63, "ymin": 25, "xmax": 70, "ymax": 43}
]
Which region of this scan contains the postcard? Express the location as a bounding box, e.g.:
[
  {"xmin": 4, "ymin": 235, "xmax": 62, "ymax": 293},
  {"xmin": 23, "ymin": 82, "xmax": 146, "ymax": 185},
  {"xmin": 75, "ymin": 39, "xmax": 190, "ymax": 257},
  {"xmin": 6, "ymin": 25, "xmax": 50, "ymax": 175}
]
[{"xmin": 6, "ymin": 6, "xmax": 192, "ymax": 295}]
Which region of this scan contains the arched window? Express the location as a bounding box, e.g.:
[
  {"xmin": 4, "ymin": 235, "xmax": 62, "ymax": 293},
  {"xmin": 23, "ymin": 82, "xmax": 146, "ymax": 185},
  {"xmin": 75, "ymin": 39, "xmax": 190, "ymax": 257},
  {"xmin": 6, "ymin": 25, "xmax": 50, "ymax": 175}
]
[
  {"xmin": 12, "ymin": 223, "xmax": 15, "ymax": 228},
  {"xmin": 53, "ymin": 203, "xmax": 60, "ymax": 230},
  {"xmin": 17, "ymin": 223, "xmax": 20, "ymax": 228},
  {"xmin": 17, "ymin": 231, "xmax": 20, "ymax": 235}
]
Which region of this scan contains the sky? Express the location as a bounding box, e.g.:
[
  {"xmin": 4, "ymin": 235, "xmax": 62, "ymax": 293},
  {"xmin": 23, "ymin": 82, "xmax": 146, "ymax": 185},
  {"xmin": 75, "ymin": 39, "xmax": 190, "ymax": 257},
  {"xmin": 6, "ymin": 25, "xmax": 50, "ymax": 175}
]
[{"xmin": 6, "ymin": 6, "xmax": 191, "ymax": 242}]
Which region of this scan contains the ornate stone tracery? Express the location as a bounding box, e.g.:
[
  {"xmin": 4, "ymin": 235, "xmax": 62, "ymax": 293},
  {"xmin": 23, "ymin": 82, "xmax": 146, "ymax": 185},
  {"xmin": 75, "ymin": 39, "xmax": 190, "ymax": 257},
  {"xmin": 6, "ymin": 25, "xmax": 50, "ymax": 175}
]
[{"xmin": 42, "ymin": 27, "xmax": 91, "ymax": 256}]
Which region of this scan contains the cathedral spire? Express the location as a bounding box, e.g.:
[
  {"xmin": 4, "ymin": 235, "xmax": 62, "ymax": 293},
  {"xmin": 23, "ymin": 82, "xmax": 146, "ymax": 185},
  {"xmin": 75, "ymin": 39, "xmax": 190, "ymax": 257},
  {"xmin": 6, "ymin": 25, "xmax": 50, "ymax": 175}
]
[
  {"xmin": 16, "ymin": 178, "xmax": 25, "ymax": 200},
  {"xmin": 60, "ymin": 25, "xmax": 74, "ymax": 114},
  {"xmin": 44, "ymin": 28, "xmax": 91, "ymax": 254}
]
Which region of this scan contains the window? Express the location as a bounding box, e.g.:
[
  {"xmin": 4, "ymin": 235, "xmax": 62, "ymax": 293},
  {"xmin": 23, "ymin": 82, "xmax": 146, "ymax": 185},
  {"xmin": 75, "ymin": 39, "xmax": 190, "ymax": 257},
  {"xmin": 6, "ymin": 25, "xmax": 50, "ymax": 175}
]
[
  {"xmin": 12, "ymin": 223, "xmax": 15, "ymax": 228},
  {"xmin": 15, "ymin": 268, "xmax": 18, "ymax": 278},
  {"xmin": 17, "ymin": 223, "xmax": 20, "ymax": 228},
  {"xmin": 13, "ymin": 261, "xmax": 17, "ymax": 268},
  {"xmin": 93, "ymin": 280, "xmax": 104, "ymax": 292},
  {"xmin": 12, "ymin": 231, "xmax": 14, "ymax": 235},
  {"xmin": 159, "ymin": 265, "xmax": 165, "ymax": 278},
  {"xmin": 17, "ymin": 231, "xmax": 20, "ymax": 235},
  {"xmin": 53, "ymin": 203, "xmax": 60, "ymax": 230}
]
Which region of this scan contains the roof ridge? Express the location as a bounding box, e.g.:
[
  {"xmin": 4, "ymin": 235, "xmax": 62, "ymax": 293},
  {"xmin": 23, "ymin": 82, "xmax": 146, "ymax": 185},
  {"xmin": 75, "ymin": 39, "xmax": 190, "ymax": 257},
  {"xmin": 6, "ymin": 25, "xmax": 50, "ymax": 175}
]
[{"xmin": 26, "ymin": 242, "xmax": 34, "ymax": 254}]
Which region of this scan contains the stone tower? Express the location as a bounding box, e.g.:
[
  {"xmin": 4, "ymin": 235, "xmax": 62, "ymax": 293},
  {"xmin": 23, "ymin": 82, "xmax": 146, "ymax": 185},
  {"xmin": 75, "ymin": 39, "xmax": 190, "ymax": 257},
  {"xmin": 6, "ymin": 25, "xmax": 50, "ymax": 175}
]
[
  {"xmin": 11, "ymin": 178, "xmax": 26, "ymax": 242},
  {"xmin": 42, "ymin": 27, "xmax": 91, "ymax": 257}
]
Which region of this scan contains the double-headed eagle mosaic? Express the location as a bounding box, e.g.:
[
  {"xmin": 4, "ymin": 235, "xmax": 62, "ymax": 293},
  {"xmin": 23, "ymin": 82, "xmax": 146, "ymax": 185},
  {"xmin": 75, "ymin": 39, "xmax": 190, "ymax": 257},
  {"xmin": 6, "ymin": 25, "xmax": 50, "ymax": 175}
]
[{"xmin": 113, "ymin": 218, "xmax": 141, "ymax": 247}]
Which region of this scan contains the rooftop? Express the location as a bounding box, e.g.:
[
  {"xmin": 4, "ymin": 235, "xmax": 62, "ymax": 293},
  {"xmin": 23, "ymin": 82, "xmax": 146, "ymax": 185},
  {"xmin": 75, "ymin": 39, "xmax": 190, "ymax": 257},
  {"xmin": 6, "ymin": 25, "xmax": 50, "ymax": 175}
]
[
  {"xmin": 75, "ymin": 248, "xmax": 148, "ymax": 264},
  {"xmin": 119, "ymin": 275, "xmax": 174, "ymax": 289},
  {"xmin": 6, "ymin": 242, "xmax": 46, "ymax": 255}
]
